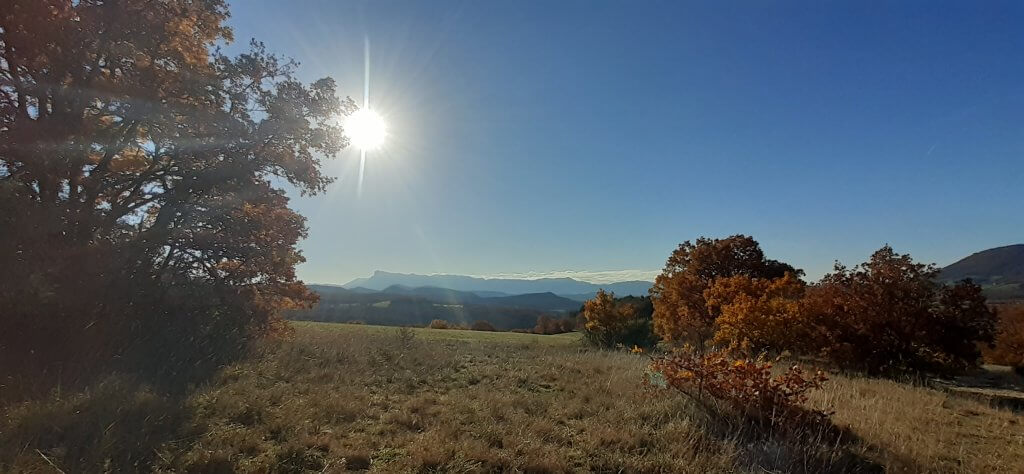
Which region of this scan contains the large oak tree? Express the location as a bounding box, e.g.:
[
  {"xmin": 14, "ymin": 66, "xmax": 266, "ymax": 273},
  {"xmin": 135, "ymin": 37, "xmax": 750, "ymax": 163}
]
[{"xmin": 1, "ymin": 0, "xmax": 354, "ymax": 384}]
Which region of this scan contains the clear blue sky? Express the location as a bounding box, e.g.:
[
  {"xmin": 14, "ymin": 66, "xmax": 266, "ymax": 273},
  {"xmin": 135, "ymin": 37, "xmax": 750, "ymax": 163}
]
[{"xmin": 226, "ymin": 1, "xmax": 1023, "ymax": 285}]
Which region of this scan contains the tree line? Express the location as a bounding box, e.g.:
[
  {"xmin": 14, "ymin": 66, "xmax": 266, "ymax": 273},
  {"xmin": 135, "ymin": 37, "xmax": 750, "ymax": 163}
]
[{"xmin": 584, "ymin": 235, "xmax": 1005, "ymax": 375}]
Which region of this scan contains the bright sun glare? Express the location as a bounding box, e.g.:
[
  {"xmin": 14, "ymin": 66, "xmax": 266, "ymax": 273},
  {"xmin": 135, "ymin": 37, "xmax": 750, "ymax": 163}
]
[{"xmin": 344, "ymin": 108, "xmax": 387, "ymax": 151}]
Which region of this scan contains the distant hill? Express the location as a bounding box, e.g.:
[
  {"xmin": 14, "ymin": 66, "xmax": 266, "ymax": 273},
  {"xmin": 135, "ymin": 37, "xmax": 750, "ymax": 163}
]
[
  {"xmin": 347, "ymin": 287, "xmax": 379, "ymax": 294},
  {"xmin": 297, "ymin": 284, "xmax": 581, "ymax": 329},
  {"xmin": 940, "ymin": 244, "xmax": 1024, "ymax": 301},
  {"xmin": 562, "ymin": 292, "xmax": 602, "ymax": 302},
  {"xmin": 470, "ymin": 290, "xmax": 510, "ymax": 298},
  {"xmin": 380, "ymin": 285, "xmax": 484, "ymax": 305},
  {"xmin": 319, "ymin": 284, "xmax": 581, "ymax": 312},
  {"xmin": 341, "ymin": 270, "xmax": 652, "ymax": 298},
  {"xmin": 483, "ymin": 292, "xmax": 582, "ymax": 312}
]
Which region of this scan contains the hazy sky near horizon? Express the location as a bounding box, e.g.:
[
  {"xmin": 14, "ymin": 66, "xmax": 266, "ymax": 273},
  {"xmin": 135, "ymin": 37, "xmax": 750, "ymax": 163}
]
[{"xmin": 226, "ymin": 1, "xmax": 1023, "ymax": 285}]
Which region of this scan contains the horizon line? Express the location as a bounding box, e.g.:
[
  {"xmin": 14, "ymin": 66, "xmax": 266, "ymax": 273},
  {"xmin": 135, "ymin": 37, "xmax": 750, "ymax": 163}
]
[{"xmin": 314, "ymin": 269, "xmax": 662, "ymax": 287}]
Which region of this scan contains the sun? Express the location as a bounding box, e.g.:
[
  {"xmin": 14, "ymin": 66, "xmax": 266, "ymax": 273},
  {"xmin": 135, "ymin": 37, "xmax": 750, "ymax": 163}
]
[{"xmin": 344, "ymin": 108, "xmax": 387, "ymax": 151}]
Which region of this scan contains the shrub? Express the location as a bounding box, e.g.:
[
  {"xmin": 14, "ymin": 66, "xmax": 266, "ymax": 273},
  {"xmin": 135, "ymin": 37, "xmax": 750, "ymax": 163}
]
[
  {"xmin": 533, "ymin": 315, "xmax": 577, "ymax": 334},
  {"xmin": 983, "ymin": 304, "xmax": 1024, "ymax": 370},
  {"xmin": 582, "ymin": 290, "xmax": 658, "ymax": 348},
  {"xmin": 393, "ymin": 326, "xmax": 417, "ymax": 348},
  {"xmin": 673, "ymin": 243, "xmax": 999, "ymax": 376},
  {"xmin": 803, "ymin": 246, "xmax": 997, "ymax": 374},
  {"xmin": 470, "ymin": 320, "xmax": 497, "ymax": 332},
  {"xmin": 428, "ymin": 319, "xmax": 450, "ymax": 330},
  {"xmin": 649, "ymin": 349, "xmax": 829, "ymax": 429}
]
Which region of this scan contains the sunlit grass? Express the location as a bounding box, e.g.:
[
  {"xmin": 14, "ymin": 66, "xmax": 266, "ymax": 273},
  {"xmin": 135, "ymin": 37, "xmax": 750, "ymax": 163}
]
[
  {"xmin": 2, "ymin": 322, "xmax": 1021, "ymax": 472},
  {"xmin": 290, "ymin": 320, "xmax": 581, "ymax": 345}
]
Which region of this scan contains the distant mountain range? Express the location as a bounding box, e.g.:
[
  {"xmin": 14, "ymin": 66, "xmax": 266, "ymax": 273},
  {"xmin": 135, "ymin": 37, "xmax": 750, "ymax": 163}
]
[
  {"xmin": 941, "ymin": 244, "xmax": 1024, "ymax": 302},
  {"xmin": 374, "ymin": 284, "xmax": 582, "ymax": 311},
  {"xmin": 341, "ymin": 270, "xmax": 652, "ymax": 300},
  {"xmin": 291, "ymin": 271, "xmax": 654, "ymax": 329},
  {"xmin": 294, "ymin": 245, "xmax": 1024, "ymax": 329},
  {"xmin": 293, "ymin": 284, "xmax": 584, "ymax": 330}
]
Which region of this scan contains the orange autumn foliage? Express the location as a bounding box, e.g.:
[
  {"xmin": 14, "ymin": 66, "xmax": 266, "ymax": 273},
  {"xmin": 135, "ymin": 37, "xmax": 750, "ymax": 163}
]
[
  {"xmin": 651, "ymin": 235, "xmax": 802, "ymax": 346},
  {"xmin": 652, "ymin": 238, "xmax": 998, "ymax": 375},
  {"xmin": 708, "ymin": 273, "xmax": 807, "ymax": 353},
  {"xmin": 802, "ymin": 246, "xmax": 997, "ymax": 374},
  {"xmin": 583, "ymin": 289, "xmax": 636, "ymax": 334},
  {"xmin": 0, "ymin": 0, "xmax": 353, "ymax": 391},
  {"xmin": 649, "ymin": 349, "xmax": 829, "ymax": 428},
  {"xmin": 429, "ymin": 319, "xmax": 451, "ymax": 329},
  {"xmin": 581, "ymin": 290, "xmax": 657, "ymax": 347},
  {"xmin": 984, "ymin": 304, "xmax": 1024, "ymax": 370}
]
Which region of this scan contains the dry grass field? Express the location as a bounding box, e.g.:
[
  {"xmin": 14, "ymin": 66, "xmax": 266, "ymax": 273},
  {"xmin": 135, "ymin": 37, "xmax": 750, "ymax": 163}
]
[{"xmin": 2, "ymin": 322, "xmax": 1022, "ymax": 473}]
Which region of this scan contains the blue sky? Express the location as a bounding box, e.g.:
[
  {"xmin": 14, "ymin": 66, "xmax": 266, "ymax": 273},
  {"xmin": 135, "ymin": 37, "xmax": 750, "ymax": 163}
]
[{"xmin": 226, "ymin": 1, "xmax": 1023, "ymax": 285}]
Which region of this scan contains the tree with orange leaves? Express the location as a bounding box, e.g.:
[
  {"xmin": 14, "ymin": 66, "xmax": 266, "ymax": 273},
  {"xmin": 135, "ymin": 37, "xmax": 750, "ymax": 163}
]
[
  {"xmin": 0, "ymin": 0, "xmax": 354, "ymax": 386},
  {"xmin": 708, "ymin": 273, "xmax": 807, "ymax": 353},
  {"xmin": 582, "ymin": 289, "xmax": 656, "ymax": 348},
  {"xmin": 804, "ymin": 246, "xmax": 997, "ymax": 374},
  {"xmin": 650, "ymin": 235, "xmax": 802, "ymax": 346},
  {"xmin": 983, "ymin": 305, "xmax": 1024, "ymax": 371}
]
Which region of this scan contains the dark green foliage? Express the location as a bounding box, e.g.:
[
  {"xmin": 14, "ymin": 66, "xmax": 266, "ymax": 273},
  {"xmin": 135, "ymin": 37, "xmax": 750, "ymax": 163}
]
[{"xmin": 583, "ymin": 317, "xmax": 659, "ymax": 349}]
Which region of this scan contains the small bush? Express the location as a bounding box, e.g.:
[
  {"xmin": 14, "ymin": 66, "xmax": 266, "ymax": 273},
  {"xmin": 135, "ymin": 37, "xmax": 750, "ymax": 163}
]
[
  {"xmin": 470, "ymin": 320, "xmax": 497, "ymax": 332},
  {"xmin": 582, "ymin": 290, "xmax": 658, "ymax": 348},
  {"xmin": 428, "ymin": 319, "xmax": 450, "ymax": 330},
  {"xmin": 533, "ymin": 315, "xmax": 576, "ymax": 334},
  {"xmin": 649, "ymin": 349, "xmax": 829, "ymax": 429},
  {"xmin": 394, "ymin": 326, "xmax": 417, "ymax": 348}
]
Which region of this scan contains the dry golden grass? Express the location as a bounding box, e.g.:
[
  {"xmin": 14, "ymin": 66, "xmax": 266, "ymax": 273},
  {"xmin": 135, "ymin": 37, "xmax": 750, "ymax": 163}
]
[
  {"xmin": 807, "ymin": 374, "xmax": 1024, "ymax": 473},
  {"xmin": 2, "ymin": 322, "xmax": 1022, "ymax": 473}
]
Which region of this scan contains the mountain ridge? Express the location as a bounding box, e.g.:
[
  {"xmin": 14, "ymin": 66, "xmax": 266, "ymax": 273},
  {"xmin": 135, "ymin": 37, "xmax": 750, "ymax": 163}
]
[
  {"xmin": 339, "ymin": 270, "xmax": 652, "ymax": 298},
  {"xmin": 297, "ymin": 283, "xmax": 581, "ymax": 329},
  {"xmin": 940, "ymin": 244, "xmax": 1024, "ymax": 301}
]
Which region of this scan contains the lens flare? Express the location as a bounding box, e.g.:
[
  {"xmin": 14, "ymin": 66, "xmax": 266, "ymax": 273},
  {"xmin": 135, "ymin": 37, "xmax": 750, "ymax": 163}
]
[{"xmin": 344, "ymin": 108, "xmax": 387, "ymax": 151}]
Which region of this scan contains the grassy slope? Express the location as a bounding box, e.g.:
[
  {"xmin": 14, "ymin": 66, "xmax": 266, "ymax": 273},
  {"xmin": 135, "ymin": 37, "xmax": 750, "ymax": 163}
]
[
  {"xmin": 2, "ymin": 322, "xmax": 1022, "ymax": 473},
  {"xmin": 293, "ymin": 321, "xmax": 581, "ymax": 346}
]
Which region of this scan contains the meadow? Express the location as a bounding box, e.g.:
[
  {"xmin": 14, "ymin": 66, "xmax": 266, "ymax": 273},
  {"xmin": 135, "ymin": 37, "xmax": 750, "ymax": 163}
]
[{"xmin": 2, "ymin": 322, "xmax": 1022, "ymax": 473}]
